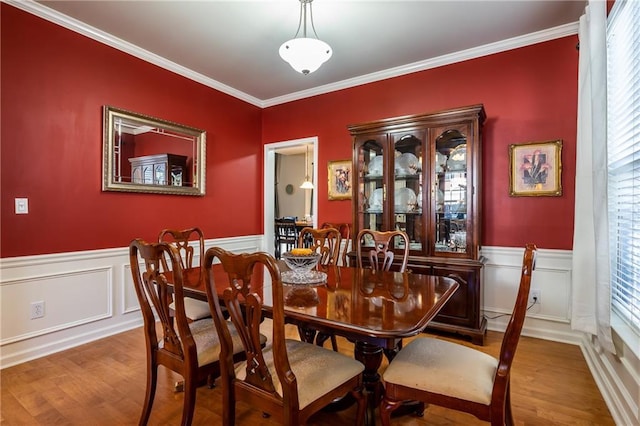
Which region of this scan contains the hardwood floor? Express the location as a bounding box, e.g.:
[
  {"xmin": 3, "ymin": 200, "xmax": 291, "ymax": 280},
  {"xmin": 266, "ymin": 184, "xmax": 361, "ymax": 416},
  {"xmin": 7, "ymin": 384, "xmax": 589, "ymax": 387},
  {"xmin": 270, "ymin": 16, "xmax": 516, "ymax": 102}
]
[{"xmin": 1, "ymin": 325, "xmax": 615, "ymax": 425}]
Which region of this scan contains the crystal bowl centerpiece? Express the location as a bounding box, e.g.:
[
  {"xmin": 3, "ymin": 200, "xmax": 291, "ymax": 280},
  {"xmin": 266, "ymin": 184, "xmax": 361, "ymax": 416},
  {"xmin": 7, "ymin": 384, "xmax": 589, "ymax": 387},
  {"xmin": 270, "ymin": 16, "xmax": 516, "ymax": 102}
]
[
  {"xmin": 282, "ymin": 249, "xmax": 320, "ymax": 275},
  {"xmin": 281, "ymin": 249, "xmax": 326, "ymax": 285}
]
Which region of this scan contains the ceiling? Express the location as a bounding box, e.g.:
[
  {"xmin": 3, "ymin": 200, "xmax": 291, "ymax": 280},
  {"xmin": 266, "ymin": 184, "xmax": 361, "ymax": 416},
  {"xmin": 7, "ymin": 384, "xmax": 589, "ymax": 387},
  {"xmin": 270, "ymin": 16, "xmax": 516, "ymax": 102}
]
[{"xmin": 22, "ymin": 1, "xmax": 585, "ymax": 107}]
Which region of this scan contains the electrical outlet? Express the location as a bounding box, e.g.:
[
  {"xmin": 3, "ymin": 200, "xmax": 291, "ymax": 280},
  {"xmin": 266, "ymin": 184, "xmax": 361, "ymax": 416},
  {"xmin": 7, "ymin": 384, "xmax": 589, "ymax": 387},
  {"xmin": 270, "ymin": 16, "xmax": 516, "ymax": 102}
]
[
  {"xmin": 529, "ymin": 290, "xmax": 541, "ymax": 305},
  {"xmin": 30, "ymin": 301, "xmax": 45, "ymax": 319}
]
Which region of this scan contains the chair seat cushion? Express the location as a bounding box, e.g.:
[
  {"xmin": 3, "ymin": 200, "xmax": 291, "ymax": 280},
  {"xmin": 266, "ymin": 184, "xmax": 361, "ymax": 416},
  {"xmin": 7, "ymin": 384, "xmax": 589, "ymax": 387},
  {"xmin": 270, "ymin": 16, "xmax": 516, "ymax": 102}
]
[
  {"xmin": 169, "ymin": 318, "xmax": 267, "ymax": 367},
  {"xmin": 383, "ymin": 337, "xmax": 498, "ymax": 405},
  {"xmin": 236, "ymin": 339, "xmax": 364, "ymax": 409},
  {"xmin": 169, "ymin": 297, "xmax": 211, "ymax": 320}
]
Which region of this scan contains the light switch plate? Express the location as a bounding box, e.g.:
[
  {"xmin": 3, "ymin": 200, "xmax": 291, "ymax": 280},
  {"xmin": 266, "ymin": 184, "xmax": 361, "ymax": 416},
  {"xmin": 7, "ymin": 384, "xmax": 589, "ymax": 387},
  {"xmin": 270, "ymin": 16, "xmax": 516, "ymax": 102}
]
[{"xmin": 15, "ymin": 198, "xmax": 28, "ymax": 214}]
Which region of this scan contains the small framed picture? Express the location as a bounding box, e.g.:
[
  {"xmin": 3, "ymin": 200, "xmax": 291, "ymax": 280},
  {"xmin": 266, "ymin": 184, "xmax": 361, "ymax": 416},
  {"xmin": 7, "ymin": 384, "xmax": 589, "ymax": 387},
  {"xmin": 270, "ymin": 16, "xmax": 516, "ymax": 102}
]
[
  {"xmin": 509, "ymin": 140, "xmax": 562, "ymax": 197},
  {"xmin": 328, "ymin": 160, "xmax": 352, "ymax": 200}
]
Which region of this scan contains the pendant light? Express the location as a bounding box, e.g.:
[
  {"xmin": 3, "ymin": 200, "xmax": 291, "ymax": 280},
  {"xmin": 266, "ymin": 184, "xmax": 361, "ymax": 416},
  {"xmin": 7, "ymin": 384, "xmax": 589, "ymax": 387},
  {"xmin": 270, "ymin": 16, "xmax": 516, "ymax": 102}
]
[
  {"xmin": 300, "ymin": 145, "xmax": 314, "ymax": 189},
  {"xmin": 279, "ymin": 0, "xmax": 332, "ymax": 75}
]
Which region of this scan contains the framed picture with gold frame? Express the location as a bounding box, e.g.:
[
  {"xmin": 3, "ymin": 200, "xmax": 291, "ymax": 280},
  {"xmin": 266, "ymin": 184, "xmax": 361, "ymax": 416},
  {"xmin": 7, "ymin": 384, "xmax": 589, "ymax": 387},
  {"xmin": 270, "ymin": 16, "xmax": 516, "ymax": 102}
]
[
  {"xmin": 328, "ymin": 159, "xmax": 352, "ymax": 200},
  {"xmin": 509, "ymin": 140, "xmax": 562, "ymax": 197}
]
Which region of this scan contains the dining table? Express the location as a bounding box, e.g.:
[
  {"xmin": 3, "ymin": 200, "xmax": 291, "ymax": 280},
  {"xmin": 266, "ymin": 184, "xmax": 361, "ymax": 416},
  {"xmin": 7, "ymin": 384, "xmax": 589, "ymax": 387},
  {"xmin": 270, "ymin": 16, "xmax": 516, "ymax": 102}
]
[{"xmin": 172, "ymin": 263, "xmax": 459, "ymax": 425}]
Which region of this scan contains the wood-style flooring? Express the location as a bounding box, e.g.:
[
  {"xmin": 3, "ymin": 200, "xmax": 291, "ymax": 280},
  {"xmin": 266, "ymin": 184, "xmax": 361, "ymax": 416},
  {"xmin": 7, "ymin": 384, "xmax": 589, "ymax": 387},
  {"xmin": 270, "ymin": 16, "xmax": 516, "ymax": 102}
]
[{"xmin": 1, "ymin": 325, "xmax": 615, "ymax": 425}]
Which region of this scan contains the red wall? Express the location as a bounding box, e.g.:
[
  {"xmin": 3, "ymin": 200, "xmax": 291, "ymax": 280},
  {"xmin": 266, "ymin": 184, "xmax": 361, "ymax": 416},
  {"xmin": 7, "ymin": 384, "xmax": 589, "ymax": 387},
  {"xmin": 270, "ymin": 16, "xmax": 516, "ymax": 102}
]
[
  {"xmin": 1, "ymin": 4, "xmax": 578, "ymax": 258},
  {"xmin": 263, "ymin": 37, "xmax": 578, "ymax": 250},
  {"xmin": 0, "ymin": 4, "xmax": 263, "ymax": 257}
]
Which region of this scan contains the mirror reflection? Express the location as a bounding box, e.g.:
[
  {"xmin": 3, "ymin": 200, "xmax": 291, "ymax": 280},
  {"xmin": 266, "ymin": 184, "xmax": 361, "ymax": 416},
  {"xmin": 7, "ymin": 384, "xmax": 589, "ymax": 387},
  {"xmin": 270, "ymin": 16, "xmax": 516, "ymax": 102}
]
[{"xmin": 102, "ymin": 106, "xmax": 206, "ymax": 196}]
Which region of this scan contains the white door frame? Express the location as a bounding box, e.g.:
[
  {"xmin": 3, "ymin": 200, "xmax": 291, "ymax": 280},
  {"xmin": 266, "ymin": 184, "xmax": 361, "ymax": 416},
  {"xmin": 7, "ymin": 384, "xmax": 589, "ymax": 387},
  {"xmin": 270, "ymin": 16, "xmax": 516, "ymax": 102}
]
[{"xmin": 264, "ymin": 137, "xmax": 318, "ymax": 256}]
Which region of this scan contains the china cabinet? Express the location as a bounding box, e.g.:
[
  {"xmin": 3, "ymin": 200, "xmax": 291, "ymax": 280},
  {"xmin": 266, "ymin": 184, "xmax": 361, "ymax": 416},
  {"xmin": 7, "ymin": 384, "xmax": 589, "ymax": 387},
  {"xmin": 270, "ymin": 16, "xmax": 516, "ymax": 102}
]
[
  {"xmin": 348, "ymin": 104, "xmax": 487, "ymax": 344},
  {"xmin": 129, "ymin": 153, "xmax": 187, "ymax": 186}
]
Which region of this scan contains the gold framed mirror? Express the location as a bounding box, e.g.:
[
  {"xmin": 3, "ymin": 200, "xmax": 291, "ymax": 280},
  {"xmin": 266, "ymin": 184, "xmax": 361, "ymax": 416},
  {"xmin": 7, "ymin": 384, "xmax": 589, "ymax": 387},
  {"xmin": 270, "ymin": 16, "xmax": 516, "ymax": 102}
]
[{"xmin": 102, "ymin": 106, "xmax": 206, "ymax": 196}]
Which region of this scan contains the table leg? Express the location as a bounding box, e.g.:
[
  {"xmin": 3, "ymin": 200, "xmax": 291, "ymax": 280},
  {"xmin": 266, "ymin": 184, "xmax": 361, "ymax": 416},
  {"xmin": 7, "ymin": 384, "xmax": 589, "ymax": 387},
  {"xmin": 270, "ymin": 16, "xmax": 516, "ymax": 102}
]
[
  {"xmin": 382, "ymin": 339, "xmax": 402, "ymax": 363},
  {"xmin": 297, "ymin": 325, "xmax": 316, "ymax": 343},
  {"xmin": 354, "ymin": 340, "xmax": 384, "ymax": 426}
]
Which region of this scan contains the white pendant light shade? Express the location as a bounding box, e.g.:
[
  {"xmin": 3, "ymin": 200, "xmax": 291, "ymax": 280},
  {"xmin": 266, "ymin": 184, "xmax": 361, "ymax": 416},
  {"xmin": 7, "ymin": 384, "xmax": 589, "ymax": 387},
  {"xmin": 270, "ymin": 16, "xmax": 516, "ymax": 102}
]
[
  {"xmin": 300, "ymin": 179, "xmax": 314, "ymax": 189},
  {"xmin": 279, "ymin": 0, "xmax": 332, "ymax": 75},
  {"xmin": 279, "ymin": 38, "xmax": 332, "ymax": 75}
]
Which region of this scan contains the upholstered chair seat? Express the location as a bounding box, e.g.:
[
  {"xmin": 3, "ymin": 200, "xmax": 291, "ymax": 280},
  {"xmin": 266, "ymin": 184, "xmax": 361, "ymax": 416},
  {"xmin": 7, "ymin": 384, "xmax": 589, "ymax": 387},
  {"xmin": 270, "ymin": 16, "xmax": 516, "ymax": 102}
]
[
  {"xmin": 172, "ymin": 318, "xmax": 267, "ymax": 367},
  {"xmin": 235, "ymin": 338, "xmax": 364, "ymax": 409},
  {"xmin": 383, "ymin": 337, "xmax": 498, "ymax": 405},
  {"xmin": 169, "ymin": 297, "xmax": 211, "ymax": 321}
]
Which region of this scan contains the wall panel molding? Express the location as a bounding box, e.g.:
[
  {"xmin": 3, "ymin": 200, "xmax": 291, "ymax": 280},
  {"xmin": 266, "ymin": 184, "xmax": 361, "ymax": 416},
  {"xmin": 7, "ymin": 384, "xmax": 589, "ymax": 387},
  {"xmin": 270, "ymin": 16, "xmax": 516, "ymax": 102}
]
[
  {"xmin": 0, "ymin": 235, "xmax": 262, "ymax": 368},
  {"xmin": 1, "ymin": 267, "xmax": 113, "ymax": 345},
  {"xmin": 481, "ymin": 246, "xmax": 575, "ymax": 341}
]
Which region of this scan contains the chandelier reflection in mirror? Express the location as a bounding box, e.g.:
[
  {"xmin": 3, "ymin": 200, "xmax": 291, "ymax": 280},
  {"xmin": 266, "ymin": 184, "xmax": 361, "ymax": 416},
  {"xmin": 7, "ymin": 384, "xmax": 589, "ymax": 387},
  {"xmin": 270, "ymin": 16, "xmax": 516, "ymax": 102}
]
[{"xmin": 279, "ymin": 0, "xmax": 332, "ymax": 75}]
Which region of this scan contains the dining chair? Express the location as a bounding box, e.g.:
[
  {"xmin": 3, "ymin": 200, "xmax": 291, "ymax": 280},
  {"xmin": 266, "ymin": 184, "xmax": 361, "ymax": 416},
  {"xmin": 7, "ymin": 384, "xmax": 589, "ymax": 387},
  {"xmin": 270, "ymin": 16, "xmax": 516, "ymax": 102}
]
[
  {"xmin": 274, "ymin": 217, "xmax": 299, "ymax": 259},
  {"xmin": 379, "ymin": 243, "xmax": 537, "ymax": 425},
  {"xmin": 129, "ymin": 239, "xmax": 222, "ymax": 426},
  {"xmin": 355, "ymin": 229, "xmax": 410, "ymax": 272},
  {"xmin": 296, "ymin": 226, "xmax": 341, "ymax": 351},
  {"xmin": 202, "ymin": 247, "xmax": 366, "ymax": 426},
  {"xmin": 158, "ymin": 227, "xmax": 210, "ymax": 321},
  {"xmin": 297, "ymin": 226, "xmax": 342, "ymax": 265},
  {"xmin": 320, "ymin": 222, "xmax": 351, "ymax": 266}
]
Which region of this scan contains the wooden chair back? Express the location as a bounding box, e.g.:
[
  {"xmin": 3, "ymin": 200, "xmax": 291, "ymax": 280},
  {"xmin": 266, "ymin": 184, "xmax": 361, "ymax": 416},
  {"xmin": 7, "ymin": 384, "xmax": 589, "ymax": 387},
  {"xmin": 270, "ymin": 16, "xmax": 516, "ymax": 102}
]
[
  {"xmin": 129, "ymin": 239, "xmax": 219, "ymax": 425},
  {"xmin": 495, "ymin": 243, "xmax": 537, "ymax": 396},
  {"xmin": 158, "ymin": 227, "xmax": 205, "ymax": 284},
  {"xmin": 203, "ymin": 247, "xmax": 366, "ymax": 425},
  {"xmin": 320, "ymin": 222, "xmax": 351, "ymax": 265},
  {"xmin": 159, "ymin": 227, "xmax": 211, "ymax": 320},
  {"xmin": 297, "ymin": 226, "xmax": 342, "ymax": 265},
  {"xmin": 355, "ymin": 229, "xmax": 410, "ymax": 272},
  {"xmin": 204, "ymin": 248, "xmax": 291, "ymax": 424},
  {"xmin": 274, "ymin": 218, "xmax": 298, "ymax": 259}
]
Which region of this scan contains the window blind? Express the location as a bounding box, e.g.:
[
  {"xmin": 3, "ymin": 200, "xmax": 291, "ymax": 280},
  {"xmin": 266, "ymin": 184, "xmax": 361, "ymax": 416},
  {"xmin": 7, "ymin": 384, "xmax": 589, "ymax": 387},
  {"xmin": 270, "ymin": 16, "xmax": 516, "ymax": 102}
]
[{"xmin": 607, "ymin": 0, "xmax": 640, "ymax": 333}]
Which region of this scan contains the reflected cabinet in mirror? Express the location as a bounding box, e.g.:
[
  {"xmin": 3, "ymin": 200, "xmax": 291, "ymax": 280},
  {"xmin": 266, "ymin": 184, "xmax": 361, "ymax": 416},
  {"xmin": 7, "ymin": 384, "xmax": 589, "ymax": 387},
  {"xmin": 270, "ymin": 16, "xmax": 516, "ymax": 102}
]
[{"xmin": 102, "ymin": 106, "xmax": 206, "ymax": 196}]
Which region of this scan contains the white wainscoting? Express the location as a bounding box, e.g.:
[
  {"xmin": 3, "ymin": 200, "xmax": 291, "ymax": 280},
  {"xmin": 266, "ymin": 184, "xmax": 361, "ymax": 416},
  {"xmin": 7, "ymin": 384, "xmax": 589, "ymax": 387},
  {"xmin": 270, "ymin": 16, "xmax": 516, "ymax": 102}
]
[
  {"xmin": 0, "ymin": 235, "xmax": 262, "ymax": 369},
  {"xmin": 1, "ymin": 241, "xmax": 636, "ymax": 425},
  {"xmin": 481, "ymin": 246, "xmax": 580, "ymax": 344}
]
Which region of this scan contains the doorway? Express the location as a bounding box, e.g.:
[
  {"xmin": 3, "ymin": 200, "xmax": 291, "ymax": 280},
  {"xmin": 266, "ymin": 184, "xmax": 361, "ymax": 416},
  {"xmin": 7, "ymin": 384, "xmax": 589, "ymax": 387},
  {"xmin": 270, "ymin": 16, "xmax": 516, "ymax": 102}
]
[{"xmin": 264, "ymin": 137, "xmax": 318, "ymax": 256}]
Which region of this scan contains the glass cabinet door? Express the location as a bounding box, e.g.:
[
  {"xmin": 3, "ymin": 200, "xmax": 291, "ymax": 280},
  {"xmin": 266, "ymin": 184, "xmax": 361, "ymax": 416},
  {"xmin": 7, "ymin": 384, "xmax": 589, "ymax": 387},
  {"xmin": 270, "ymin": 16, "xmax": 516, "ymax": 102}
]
[
  {"xmin": 356, "ymin": 135, "xmax": 387, "ymax": 234},
  {"xmin": 154, "ymin": 163, "xmax": 166, "ymax": 185},
  {"xmin": 391, "ymin": 131, "xmax": 425, "ymax": 253},
  {"xmin": 433, "ymin": 127, "xmax": 470, "ymax": 255}
]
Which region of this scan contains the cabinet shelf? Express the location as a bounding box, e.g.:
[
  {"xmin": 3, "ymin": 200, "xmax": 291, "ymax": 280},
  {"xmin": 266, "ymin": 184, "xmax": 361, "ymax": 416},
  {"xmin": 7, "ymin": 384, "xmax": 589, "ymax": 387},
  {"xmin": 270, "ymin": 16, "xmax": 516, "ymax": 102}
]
[{"xmin": 394, "ymin": 174, "xmax": 421, "ymax": 180}]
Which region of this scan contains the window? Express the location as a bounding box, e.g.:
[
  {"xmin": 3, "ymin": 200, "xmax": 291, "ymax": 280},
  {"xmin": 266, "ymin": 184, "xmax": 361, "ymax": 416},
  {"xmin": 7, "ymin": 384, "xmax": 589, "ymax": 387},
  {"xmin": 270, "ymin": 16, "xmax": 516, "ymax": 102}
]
[{"xmin": 607, "ymin": 0, "xmax": 640, "ymax": 334}]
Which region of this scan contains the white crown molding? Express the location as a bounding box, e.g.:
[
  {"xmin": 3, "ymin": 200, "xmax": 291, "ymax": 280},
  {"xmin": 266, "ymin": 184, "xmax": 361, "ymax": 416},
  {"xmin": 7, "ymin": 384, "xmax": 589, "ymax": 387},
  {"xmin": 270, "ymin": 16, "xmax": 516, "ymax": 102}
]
[
  {"xmin": 7, "ymin": 0, "xmax": 578, "ymax": 109},
  {"xmin": 263, "ymin": 22, "xmax": 579, "ymax": 107},
  {"xmin": 5, "ymin": 0, "xmax": 264, "ymax": 107}
]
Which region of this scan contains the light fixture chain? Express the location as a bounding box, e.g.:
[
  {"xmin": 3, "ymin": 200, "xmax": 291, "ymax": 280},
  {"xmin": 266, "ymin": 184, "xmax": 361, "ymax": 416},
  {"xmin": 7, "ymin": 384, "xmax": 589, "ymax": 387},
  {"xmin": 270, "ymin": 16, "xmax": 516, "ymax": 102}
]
[
  {"xmin": 302, "ymin": 0, "xmax": 308, "ymax": 37},
  {"xmin": 307, "ymin": 1, "xmax": 320, "ymax": 39},
  {"xmin": 293, "ymin": 0, "xmax": 304, "ymax": 38}
]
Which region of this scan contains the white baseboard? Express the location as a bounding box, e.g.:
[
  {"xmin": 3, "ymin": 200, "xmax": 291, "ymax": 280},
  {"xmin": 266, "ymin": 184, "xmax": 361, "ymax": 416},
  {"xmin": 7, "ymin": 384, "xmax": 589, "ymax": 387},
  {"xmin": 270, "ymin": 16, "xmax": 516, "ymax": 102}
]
[{"xmin": 580, "ymin": 333, "xmax": 639, "ymax": 426}]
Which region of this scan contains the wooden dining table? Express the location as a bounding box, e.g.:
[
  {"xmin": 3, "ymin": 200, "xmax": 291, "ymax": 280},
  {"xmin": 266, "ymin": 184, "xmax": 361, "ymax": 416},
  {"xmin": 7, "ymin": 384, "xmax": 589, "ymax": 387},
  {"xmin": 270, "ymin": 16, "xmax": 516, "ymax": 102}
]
[{"xmin": 171, "ymin": 262, "xmax": 458, "ymax": 424}]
